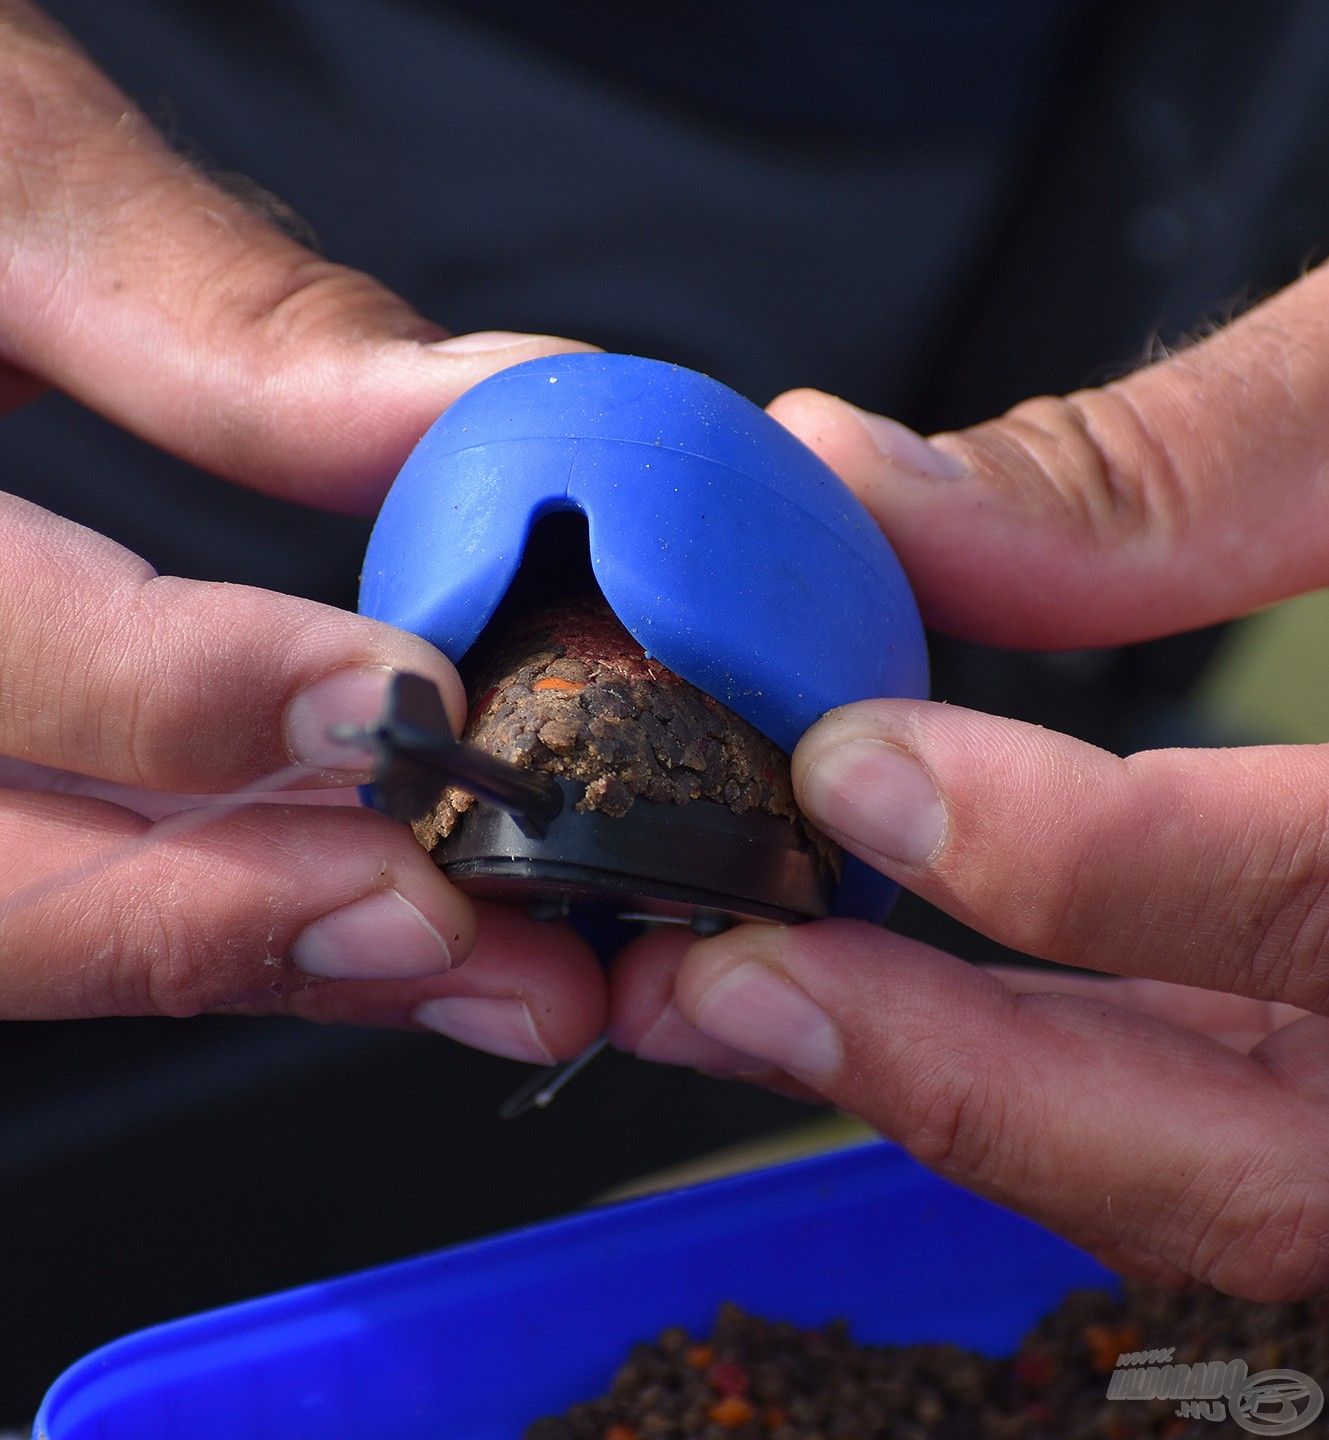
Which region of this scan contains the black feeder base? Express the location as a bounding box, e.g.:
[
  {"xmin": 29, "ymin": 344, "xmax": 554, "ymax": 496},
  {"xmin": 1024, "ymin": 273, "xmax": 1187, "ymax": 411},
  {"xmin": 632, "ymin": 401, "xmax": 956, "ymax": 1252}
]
[{"xmin": 437, "ymin": 778, "xmax": 832, "ymax": 932}]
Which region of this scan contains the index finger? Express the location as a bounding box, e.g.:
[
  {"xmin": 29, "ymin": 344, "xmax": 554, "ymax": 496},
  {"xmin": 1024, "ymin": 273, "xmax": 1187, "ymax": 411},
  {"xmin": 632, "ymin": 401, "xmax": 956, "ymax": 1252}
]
[
  {"xmin": 768, "ymin": 262, "xmax": 1329, "ymax": 648},
  {"xmin": 0, "ymin": 0, "xmax": 591, "ymax": 510}
]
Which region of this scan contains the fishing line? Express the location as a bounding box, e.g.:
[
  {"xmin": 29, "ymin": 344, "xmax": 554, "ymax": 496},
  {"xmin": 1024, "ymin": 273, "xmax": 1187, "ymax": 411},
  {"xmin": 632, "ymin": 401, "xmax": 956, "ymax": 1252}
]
[{"xmin": 0, "ymin": 761, "xmax": 318, "ymax": 924}]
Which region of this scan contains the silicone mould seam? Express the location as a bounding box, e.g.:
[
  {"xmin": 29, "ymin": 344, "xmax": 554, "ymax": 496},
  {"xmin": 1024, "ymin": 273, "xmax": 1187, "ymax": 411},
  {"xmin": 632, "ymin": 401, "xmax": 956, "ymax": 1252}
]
[{"xmin": 462, "ymin": 433, "xmax": 892, "ymax": 576}]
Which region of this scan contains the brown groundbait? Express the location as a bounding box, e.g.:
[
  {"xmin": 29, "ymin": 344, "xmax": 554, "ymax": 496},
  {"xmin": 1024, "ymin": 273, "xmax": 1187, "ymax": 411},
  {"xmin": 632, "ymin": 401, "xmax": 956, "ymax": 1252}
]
[{"xmin": 412, "ymin": 596, "xmax": 834, "ymax": 874}]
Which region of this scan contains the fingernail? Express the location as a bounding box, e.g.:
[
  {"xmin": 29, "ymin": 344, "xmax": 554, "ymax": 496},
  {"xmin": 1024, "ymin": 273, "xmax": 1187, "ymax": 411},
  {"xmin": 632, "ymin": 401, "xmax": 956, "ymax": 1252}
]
[
  {"xmin": 413, "ymin": 996, "xmax": 555, "ymax": 1063},
  {"xmin": 847, "ymin": 405, "xmax": 969, "ymax": 479},
  {"xmin": 691, "ymin": 962, "xmax": 841, "ymax": 1081},
  {"xmin": 801, "ymin": 738, "xmax": 947, "ymax": 866},
  {"xmin": 430, "ymin": 330, "xmax": 542, "ymax": 354},
  {"xmin": 635, "ymin": 1000, "xmax": 767, "ymax": 1074},
  {"xmin": 292, "ymin": 889, "xmax": 453, "ymax": 979},
  {"xmin": 285, "ymin": 665, "xmax": 392, "ymax": 772}
]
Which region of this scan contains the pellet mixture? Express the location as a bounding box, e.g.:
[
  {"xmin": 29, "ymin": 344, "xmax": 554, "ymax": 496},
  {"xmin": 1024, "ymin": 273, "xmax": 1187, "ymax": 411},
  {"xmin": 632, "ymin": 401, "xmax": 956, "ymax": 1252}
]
[{"xmin": 524, "ymin": 1287, "xmax": 1329, "ymax": 1440}]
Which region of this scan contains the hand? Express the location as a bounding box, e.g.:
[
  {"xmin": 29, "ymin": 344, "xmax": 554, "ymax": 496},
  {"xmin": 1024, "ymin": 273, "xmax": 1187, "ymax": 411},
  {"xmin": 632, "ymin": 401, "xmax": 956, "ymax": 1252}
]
[
  {"xmin": 0, "ymin": 1, "xmax": 604, "ymax": 1052},
  {"xmin": 609, "ymin": 256, "xmax": 1329, "ymax": 1299},
  {"xmin": 0, "ymin": 0, "xmax": 589, "ymax": 505}
]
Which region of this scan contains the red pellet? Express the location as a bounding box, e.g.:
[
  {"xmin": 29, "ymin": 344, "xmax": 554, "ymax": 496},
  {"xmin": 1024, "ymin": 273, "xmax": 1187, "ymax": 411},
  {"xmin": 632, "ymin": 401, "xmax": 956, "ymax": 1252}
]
[
  {"xmin": 1012, "ymin": 1349, "xmax": 1058, "ymax": 1390},
  {"xmin": 525, "ymin": 1290, "xmax": 1329, "ymax": 1440},
  {"xmin": 708, "ymin": 1359, "xmax": 749, "ymax": 1397}
]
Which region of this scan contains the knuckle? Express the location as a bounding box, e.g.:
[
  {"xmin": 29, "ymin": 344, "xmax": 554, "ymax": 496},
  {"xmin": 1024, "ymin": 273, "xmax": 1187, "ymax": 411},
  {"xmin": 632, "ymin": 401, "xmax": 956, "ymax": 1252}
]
[
  {"xmin": 1190, "ymin": 774, "xmax": 1329, "ymax": 1013},
  {"xmin": 115, "ymin": 576, "xmax": 293, "ymax": 791},
  {"xmin": 892, "ymin": 1046, "xmax": 1009, "ymax": 1180},
  {"xmin": 106, "ymin": 885, "xmax": 215, "ymax": 1017},
  {"xmin": 193, "ymin": 253, "xmax": 397, "ymax": 398},
  {"xmin": 1242, "ymin": 826, "xmax": 1329, "ymax": 1017},
  {"xmin": 1006, "ymin": 860, "xmax": 1094, "ymax": 962},
  {"xmin": 968, "ymin": 387, "xmax": 1190, "ymax": 549},
  {"xmin": 231, "ymin": 256, "xmax": 390, "ymax": 347},
  {"xmin": 132, "ymin": 899, "xmax": 281, "ymax": 1019},
  {"xmin": 87, "ymin": 816, "xmax": 282, "ymax": 1018},
  {"xmin": 95, "ymin": 640, "xmax": 199, "ymax": 793},
  {"xmin": 979, "ymin": 746, "xmax": 1329, "ymax": 1003},
  {"xmin": 178, "ymin": 266, "xmax": 384, "ymax": 485},
  {"xmin": 1188, "ymin": 1146, "xmax": 1329, "ymax": 1300},
  {"xmin": 1211, "ymin": 1190, "xmax": 1329, "ymax": 1301},
  {"xmin": 117, "ymin": 670, "xmax": 172, "ymax": 791},
  {"xmin": 924, "ymin": 732, "xmax": 1130, "ymax": 969},
  {"xmin": 951, "ymin": 830, "xmax": 1100, "ymax": 965}
]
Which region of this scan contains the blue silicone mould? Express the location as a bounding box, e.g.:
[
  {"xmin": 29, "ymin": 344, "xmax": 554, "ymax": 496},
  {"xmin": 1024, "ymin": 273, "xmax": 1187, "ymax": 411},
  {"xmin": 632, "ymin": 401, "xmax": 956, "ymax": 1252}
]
[
  {"xmin": 36, "ymin": 1142, "xmax": 1113, "ymax": 1440},
  {"xmin": 358, "ymin": 353, "xmax": 929, "ymax": 921}
]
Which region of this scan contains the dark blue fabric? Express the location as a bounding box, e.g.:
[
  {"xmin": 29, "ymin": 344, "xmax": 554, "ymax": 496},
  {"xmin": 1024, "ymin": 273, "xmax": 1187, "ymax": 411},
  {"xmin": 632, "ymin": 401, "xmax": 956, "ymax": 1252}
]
[{"xmin": 443, "ymin": 0, "xmax": 1087, "ymax": 140}]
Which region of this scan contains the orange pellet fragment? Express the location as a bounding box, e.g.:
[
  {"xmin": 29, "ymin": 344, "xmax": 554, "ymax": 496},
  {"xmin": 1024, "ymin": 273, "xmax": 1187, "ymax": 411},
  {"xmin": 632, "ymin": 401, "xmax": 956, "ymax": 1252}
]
[
  {"xmin": 532, "ymin": 677, "xmax": 585, "ymax": 694},
  {"xmin": 1084, "ymin": 1323, "xmax": 1142, "ymax": 1374},
  {"xmin": 686, "ymin": 1344, "xmax": 714, "ymax": 1369},
  {"xmin": 708, "ymin": 1396, "xmax": 754, "ymax": 1429},
  {"xmin": 605, "ymin": 1426, "xmax": 637, "ymax": 1440}
]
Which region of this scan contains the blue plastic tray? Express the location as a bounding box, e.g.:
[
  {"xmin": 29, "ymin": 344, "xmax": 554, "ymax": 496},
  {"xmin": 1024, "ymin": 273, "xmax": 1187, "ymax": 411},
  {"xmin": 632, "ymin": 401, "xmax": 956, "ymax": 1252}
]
[{"xmin": 36, "ymin": 1142, "xmax": 1114, "ymax": 1440}]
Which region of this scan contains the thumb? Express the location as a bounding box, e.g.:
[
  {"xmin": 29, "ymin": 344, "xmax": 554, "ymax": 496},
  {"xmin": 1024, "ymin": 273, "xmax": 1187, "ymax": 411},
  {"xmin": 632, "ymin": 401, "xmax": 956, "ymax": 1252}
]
[
  {"xmin": 768, "ymin": 259, "xmax": 1329, "ymax": 648},
  {"xmin": 0, "ymin": 2, "xmax": 593, "ymax": 513}
]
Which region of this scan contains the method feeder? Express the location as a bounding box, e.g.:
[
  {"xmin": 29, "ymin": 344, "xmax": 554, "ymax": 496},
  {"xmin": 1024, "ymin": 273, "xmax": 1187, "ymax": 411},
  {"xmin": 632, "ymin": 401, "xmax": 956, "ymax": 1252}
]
[{"xmin": 341, "ymin": 353, "xmax": 928, "ymax": 1111}]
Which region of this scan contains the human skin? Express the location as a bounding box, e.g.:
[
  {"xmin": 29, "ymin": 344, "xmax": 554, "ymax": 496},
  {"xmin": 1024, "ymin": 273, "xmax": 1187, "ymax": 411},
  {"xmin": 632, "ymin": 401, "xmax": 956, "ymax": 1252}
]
[
  {"xmin": 0, "ymin": 0, "xmax": 606, "ymax": 1055},
  {"xmin": 610, "ymin": 258, "xmax": 1329, "ymax": 1301},
  {"xmin": 8, "ymin": 0, "xmax": 1329, "ymax": 1301}
]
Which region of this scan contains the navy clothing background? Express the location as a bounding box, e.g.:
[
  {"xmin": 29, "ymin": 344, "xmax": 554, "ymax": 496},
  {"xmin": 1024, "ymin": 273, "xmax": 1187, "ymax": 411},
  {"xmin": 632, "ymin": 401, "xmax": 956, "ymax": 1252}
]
[{"xmin": 7, "ymin": 0, "xmax": 1329, "ymax": 1421}]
